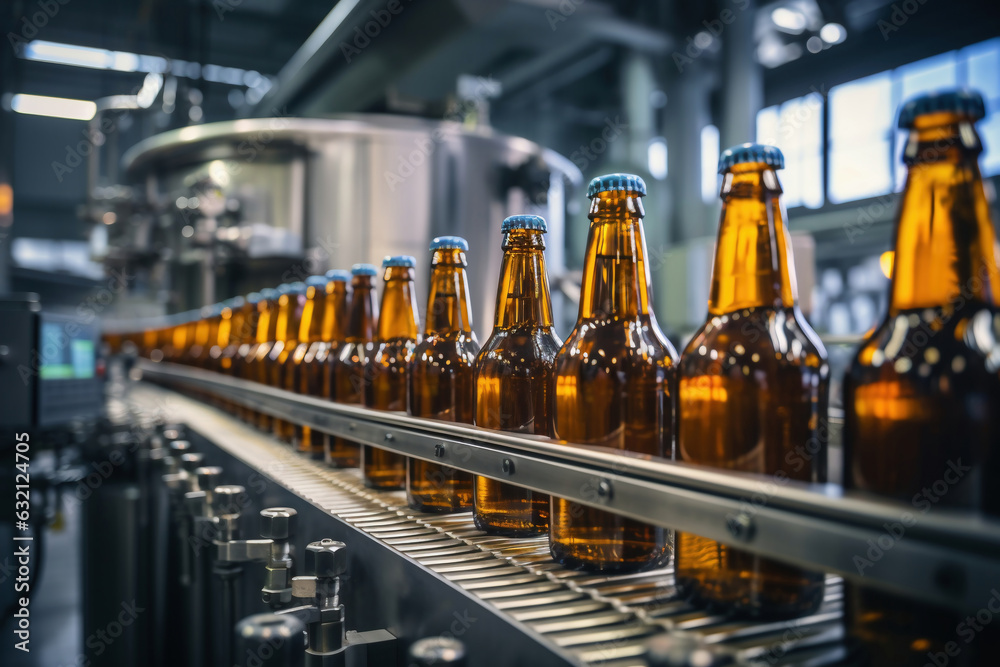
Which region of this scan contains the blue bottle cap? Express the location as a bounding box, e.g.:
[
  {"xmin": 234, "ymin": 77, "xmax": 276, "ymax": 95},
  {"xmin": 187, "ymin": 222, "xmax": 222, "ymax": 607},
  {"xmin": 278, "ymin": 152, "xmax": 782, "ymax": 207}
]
[
  {"xmin": 325, "ymin": 269, "xmax": 351, "ymax": 282},
  {"xmin": 383, "ymin": 255, "xmax": 416, "ymax": 268},
  {"xmin": 351, "ymin": 263, "xmax": 378, "ymax": 277},
  {"xmin": 718, "ymin": 144, "xmax": 784, "ymax": 173},
  {"xmin": 276, "ymin": 283, "xmax": 293, "ymax": 294},
  {"xmin": 227, "ymin": 296, "xmax": 246, "ymax": 309},
  {"xmin": 587, "ymin": 173, "xmax": 647, "ymax": 198},
  {"xmin": 305, "ymin": 275, "xmax": 329, "ymax": 288},
  {"xmin": 286, "ymin": 281, "xmax": 307, "ymax": 295},
  {"xmin": 259, "ymin": 288, "xmax": 280, "ymax": 300},
  {"xmin": 897, "ymin": 88, "xmax": 986, "ymax": 129},
  {"xmin": 501, "ymin": 215, "xmax": 547, "ymax": 233},
  {"xmin": 246, "ymin": 291, "xmax": 263, "ymax": 304},
  {"xmin": 429, "ymin": 236, "xmax": 469, "ymax": 251},
  {"xmin": 201, "ymin": 303, "xmax": 220, "ymax": 317}
]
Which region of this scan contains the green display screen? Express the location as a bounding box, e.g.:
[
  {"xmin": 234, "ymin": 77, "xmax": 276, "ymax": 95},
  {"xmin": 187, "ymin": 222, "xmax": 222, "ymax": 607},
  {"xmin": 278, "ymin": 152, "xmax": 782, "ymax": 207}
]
[{"xmin": 39, "ymin": 322, "xmax": 96, "ymax": 380}]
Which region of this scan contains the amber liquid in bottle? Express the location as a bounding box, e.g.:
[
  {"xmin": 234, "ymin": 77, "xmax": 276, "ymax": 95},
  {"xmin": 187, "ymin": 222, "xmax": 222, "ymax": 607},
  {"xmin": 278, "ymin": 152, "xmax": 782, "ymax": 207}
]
[
  {"xmin": 363, "ymin": 265, "xmax": 420, "ymax": 489},
  {"xmin": 407, "ymin": 247, "xmax": 479, "ymax": 513},
  {"xmin": 474, "ymin": 228, "xmax": 560, "ymax": 535},
  {"xmin": 269, "ymin": 289, "xmax": 305, "ymax": 442},
  {"xmin": 300, "ymin": 279, "xmax": 349, "ymax": 461},
  {"xmin": 551, "ymin": 187, "xmax": 677, "ymax": 572},
  {"xmin": 844, "ymin": 111, "xmax": 1000, "ymax": 666},
  {"xmin": 329, "ymin": 274, "xmax": 378, "ymax": 468},
  {"xmin": 247, "ymin": 294, "xmax": 279, "ymax": 429},
  {"xmin": 675, "ymin": 160, "xmax": 829, "ymax": 619},
  {"xmin": 229, "ymin": 298, "xmax": 260, "ymax": 418},
  {"xmin": 289, "ymin": 282, "xmax": 328, "ymax": 457}
]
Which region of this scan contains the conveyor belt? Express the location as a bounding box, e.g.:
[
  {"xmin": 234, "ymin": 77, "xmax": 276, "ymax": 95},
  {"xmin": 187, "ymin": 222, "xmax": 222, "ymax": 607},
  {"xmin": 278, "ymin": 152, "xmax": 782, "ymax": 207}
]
[{"xmin": 124, "ymin": 383, "xmax": 850, "ymax": 667}]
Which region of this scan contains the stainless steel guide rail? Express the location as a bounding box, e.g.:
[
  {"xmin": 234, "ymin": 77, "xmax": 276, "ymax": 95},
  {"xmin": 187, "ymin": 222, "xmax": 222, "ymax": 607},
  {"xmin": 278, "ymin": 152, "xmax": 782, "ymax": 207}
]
[{"xmin": 138, "ymin": 360, "xmax": 1000, "ymax": 614}]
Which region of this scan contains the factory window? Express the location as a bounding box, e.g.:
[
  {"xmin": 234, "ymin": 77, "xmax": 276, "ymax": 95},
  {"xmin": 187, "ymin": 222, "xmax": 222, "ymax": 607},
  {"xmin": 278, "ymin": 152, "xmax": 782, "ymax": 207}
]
[
  {"xmin": 828, "ymin": 71, "xmax": 895, "ymax": 204},
  {"xmin": 701, "ymin": 124, "xmax": 720, "ymax": 203},
  {"xmin": 756, "ymin": 92, "xmax": 824, "ymax": 209},
  {"xmin": 761, "ymin": 38, "xmax": 1000, "ymax": 208}
]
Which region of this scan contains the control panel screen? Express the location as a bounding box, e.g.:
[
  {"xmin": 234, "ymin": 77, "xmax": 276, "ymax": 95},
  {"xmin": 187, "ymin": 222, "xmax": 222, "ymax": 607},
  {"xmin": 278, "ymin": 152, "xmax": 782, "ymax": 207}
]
[{"xmin": 39, "ymin": 321, "xmax": 96, "ymax": 380}]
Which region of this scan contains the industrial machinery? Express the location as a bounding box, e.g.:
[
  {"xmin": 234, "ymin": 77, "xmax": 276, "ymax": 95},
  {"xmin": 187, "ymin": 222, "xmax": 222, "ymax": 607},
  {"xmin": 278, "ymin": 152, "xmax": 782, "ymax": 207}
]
[
  {"xmin": 99, "ymin": 115, "xmax": 581, "ymax": 332},
  {"xmin": 76, "ymin": 354, "xmax": 1000, "ymax": 667}
]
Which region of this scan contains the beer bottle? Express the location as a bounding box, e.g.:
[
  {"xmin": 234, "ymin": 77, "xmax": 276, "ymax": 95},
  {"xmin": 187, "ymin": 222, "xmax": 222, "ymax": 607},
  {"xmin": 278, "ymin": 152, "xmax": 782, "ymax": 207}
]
[
  {"xmin": 407, "ymin": 236, "xmax": 479, "ymax": 513},
  {"xmin": 220, "ymin": 295, "xmax": 253, "ymax": 376},
  {"xmin": 300, "ymin": 270, "xmax": 351, "ymax": 462},
  {"xmin": 209, "ymin": 297, "xmax": 243, "ymax": 373},
  {"xmin": 328, "ymin": 264, "xmax": 379, "ymax": 468},
  {"xmin": 843, "ymin": 89, "xmax": 1000, "ymax": 666},
  {"xmin": 166, "ymin": 311, "xmax": 192, "ymax": 364},
  {"xmin": 230, "ymin": 292, "xmax": 263, "ymax": 419},
  {"xmin": 187, "ymin": 305, "xmax": 215, "ymax": 365},
  {"xmin": 269, "ymin": 282, "xmax": 306, "ymax": 442},
  {"xmin": 245, "ymin": 287, "xmax": 281, "ymax": 429},
  {"xmin": 363, "ymin": 256, "xmax": 420, "ymax": 490},
  {"xmin": 551, "ymin": 174, "xmax": 677, "ymax": 572},
  {"xmin": 674, "ymin": 144, "xmax": 829, "ymax": 618},
  {"xmin": 288, "ymin": 275, "xmax": 332, "ymax": 457},
  {"xmin": 474, "ymin": 215, "xmax": 561, "ymax": 536}
]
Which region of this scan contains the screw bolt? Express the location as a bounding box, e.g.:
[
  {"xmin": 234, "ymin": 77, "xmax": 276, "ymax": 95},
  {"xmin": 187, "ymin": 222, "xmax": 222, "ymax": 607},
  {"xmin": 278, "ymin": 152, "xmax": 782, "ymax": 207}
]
[
  {"xmin": 434, "ymin": 444, "xmax": 445, "ymax": 458},
  {"xmin": 501, "ymin": 458, "xmax": 515, "ymax": 475},
  {"xmin": 260, "ymin": 507, "xmax": 297, "ymax": 540},
  {"xmin": 726, "ymin": 513, "xmax": 755, "ymax": 541},
  {"xmin": 597, "ymin": 479, "xmax": 613, "ymax": 501}
]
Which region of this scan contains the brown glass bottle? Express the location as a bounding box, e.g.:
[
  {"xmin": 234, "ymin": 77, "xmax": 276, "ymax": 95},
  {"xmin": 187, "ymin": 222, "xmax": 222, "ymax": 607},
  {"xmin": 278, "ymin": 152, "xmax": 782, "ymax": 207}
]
[
  {"xmin": 551, "ymin": 174, "xmax": 677, "ymax": 572},
  {"xmin": 474, "ymin": 216, "xmax": 560, "ymax": 536},
  {"xmin": 843, "ymin": 91, "xmax": 1000, "ymax": 666},
  {"xmin": 299, "ymin": 271, "xmax": 350, "ymax": 462},
  {"xmin": 407, "ymin": 237, "xmax": 479, "ymax": 513},
  {"xmin": 228, "ymin": 292, "xmax": 262, "ymax": 418},
  {"xmin": 328, "ymin": 265, "xmax": 379, "ymax": 468},
  {"xmin": 363, "ymin": 256, "xmax": 420, "ymax": 490},
  {"xmin": 675, "ymin": 145, "xmax": 829, "ymax": 619},
  {"xmin": 186, "ymin": 305, "xmax": 214, "ymax": 366},
  {"xmin": 288, "ymin": 276, "xmax": 332, "ymax": 457},
  {"xmin": 244, "ymin": 288, "xmax": 281, "ymax": 429},
  {"xmin": 268, "ymin": 282, "xmax": 306, "ymax": 442}
]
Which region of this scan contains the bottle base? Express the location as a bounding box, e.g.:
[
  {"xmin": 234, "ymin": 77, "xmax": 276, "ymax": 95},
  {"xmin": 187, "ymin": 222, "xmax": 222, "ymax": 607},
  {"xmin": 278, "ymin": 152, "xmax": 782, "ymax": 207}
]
[{"xmin": 549, "ymin": 541, "xmax": 670, "ymax": 574}]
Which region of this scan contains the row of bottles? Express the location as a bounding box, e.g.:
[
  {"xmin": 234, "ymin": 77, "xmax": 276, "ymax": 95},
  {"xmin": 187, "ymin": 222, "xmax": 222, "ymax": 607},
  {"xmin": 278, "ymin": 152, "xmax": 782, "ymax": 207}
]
[{"xmin": 113, "ymin": 89, "xmax": 999, "ymax": 666}]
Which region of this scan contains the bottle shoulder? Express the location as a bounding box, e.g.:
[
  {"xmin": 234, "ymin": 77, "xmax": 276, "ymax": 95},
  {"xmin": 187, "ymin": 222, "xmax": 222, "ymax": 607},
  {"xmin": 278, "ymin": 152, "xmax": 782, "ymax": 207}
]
[
  {"xmin": 412, "ymin": 333, "xmax": 479, "ymax": 368},
  {"xmin": 556, "ymin": 316, "xmax": 677, "ymax": 369},
  {"xmin": 682, "ymin": 306, "xmax": 827, "ymax": 371},
  {"xmin": 850, "ymin": 304, "xmax": 1000, "ymax": 379}
]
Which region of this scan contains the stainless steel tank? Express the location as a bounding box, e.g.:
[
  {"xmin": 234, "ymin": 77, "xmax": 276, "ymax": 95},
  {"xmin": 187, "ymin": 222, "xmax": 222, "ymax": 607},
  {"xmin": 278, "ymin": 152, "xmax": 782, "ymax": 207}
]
[{"xmin": 120, "ymin": 115, "xmax": 582, "ymax": 336}]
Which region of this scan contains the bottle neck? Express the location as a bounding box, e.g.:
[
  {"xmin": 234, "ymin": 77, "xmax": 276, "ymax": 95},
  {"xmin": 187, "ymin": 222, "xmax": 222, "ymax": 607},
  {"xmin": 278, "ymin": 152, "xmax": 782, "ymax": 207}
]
[
  {"xmin": 217, "ymin": 309, "xmax": 233, "ymax": 347},
  {"xmin": 237, "ymin": 303, "xmax": 257, "ymax": 345},
  {"xmin": 890, "ymin": 115, "xmax": 999, "ymax": 312},
  {"xmin": 494, "ymin": 230, "xmax": 554, "ymax": 328},
  {"xmin": 347, "ymin": 277, "xmax": 378, "ymax": 342},
  {"xmin": 378, "ymin": 267, "xmax": 420, "ymax": 340},
  {"xmin": 300, "ymin": 286, "xmax": 326, "ymax": 344},
  {"xmin": 256, "ymin": 301, "xmax": 278, "ymax": 343},
  {"xmin": 323, "ymin": 283, "xmax": 350, "ymax": 342},
  {"xmin": 274, "ymin": 294, "xmax": 304, "ymax": 344},
  {"xmin": 194, "ymin": 317, "xmax": 212, "ymax": 347},
  {"xmin": 425, "ymin": 249, "xmax": 475, "ymax": 336},
  {"xmin": 709, "ymin": 164, "xmax": 797, "ymax": 315},
  {"xmin": 579, "ymin": 191, "xmax": 654, "ymax": 320}
]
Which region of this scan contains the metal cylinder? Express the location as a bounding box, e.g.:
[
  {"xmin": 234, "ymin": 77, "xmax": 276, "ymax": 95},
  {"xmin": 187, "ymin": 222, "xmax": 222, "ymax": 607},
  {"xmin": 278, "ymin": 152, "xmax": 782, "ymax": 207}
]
[
  {"xmin": 408, "ymin": 637, "xmax": 467, "ymax": 667},
  {"xmin": 234, "ymin": 613, "xmax": 306, "ymax": 667}
]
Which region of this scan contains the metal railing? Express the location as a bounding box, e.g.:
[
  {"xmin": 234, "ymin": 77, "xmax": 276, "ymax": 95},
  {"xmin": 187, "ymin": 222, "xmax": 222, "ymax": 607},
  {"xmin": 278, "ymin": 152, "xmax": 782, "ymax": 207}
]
[{"xmin": 137, "ymin": 359, "xmax": 1000, "ymax": 614}]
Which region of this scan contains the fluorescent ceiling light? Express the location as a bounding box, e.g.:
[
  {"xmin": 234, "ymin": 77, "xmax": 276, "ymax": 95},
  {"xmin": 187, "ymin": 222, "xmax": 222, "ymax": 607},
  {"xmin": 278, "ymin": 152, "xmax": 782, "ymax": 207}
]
[
  {"xmin": 11, "ymin": 94, "xmax": 96, "ymax": 121},
  {"xmin": 20, "ymin": 40, "xmax": 273, "ymax": 91}
]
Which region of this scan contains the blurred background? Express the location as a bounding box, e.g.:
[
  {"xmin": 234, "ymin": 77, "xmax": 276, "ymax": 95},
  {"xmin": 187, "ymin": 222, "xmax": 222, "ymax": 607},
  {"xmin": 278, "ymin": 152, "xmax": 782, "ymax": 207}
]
[{"xmin": 1, "ymin": 0, "xmax": 999, "ymax": 377}]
